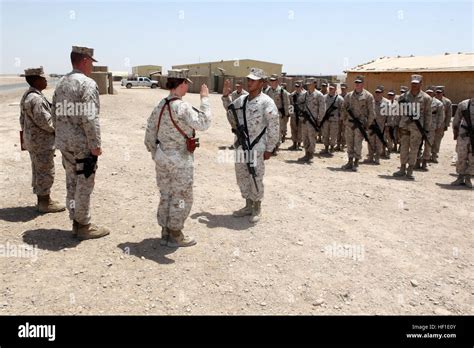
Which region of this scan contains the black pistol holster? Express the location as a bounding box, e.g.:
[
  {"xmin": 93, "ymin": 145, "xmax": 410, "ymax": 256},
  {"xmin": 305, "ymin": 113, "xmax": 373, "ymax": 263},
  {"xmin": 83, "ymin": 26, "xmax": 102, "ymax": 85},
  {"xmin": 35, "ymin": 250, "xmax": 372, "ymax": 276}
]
[{"xmin": 76, "ymin": 155, "xmax": 98, "ymax": 178}]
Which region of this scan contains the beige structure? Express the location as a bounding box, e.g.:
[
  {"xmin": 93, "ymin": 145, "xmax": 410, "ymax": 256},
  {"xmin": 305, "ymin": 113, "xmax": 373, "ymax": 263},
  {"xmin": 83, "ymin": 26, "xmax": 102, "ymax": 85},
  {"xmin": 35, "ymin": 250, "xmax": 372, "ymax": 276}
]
[
  {"xmin": 172, "ymin": 59, "xmax": 282, "ymax": 92},
  {"xmin": 346, "ymin": 53, "xmax": 474, "ymax": 104},
  {"xmin": 91, "ymin": 66, "xmax": 113, "ymax": 95},
  {"xmin": 132, "ymin": 65, "xmax": 162, "ymax": 78}
]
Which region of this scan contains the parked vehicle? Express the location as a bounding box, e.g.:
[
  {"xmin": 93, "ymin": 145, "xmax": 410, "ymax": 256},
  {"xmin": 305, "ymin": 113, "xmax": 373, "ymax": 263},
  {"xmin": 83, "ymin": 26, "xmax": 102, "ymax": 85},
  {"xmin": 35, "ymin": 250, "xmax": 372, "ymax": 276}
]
[{"xmin": 121, "ymin": 76, "xmax": 158, "ymax": 89}]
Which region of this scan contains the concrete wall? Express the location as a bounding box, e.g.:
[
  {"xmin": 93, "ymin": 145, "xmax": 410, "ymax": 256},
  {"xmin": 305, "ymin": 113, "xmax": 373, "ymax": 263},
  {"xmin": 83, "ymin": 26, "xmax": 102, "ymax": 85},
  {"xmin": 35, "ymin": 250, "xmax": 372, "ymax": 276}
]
[
  {"xmin": 346, "ymin": 71, "xmax": 474, "ymax": 104},
  {"xmin": 91, "ymin": 72, "xmax": 108, "ymax": 95}
]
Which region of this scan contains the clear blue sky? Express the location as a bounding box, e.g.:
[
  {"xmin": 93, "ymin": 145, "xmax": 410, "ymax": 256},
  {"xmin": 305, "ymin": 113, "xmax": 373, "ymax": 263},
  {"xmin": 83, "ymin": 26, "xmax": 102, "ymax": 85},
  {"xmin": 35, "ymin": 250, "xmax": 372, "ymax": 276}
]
[{"xmin": 1, "ymin": 0, "xmax": 473, "ymax": 75}]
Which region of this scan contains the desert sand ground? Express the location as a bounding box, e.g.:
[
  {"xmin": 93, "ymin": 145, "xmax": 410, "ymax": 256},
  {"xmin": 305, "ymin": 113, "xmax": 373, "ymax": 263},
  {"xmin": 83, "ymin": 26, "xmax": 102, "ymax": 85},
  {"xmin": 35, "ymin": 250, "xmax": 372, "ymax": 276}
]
[{"xmin": 0, "ymin": 82, "xmax": 472, "ymax": 315}]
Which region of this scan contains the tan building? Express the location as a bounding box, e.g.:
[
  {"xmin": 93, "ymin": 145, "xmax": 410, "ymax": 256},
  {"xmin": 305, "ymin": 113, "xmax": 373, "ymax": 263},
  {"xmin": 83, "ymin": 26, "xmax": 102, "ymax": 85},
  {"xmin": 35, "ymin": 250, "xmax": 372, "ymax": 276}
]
[
  {"xmin": 172, "ymin": 59, "xmax": 282, "ymax": 91},
  {"xmin": 132, "ymin": 65, "xmax": 162, "ymax": 78},
  {"xmin": 345, "ymin": 53, "xmax": 474, "ymax": 104}
]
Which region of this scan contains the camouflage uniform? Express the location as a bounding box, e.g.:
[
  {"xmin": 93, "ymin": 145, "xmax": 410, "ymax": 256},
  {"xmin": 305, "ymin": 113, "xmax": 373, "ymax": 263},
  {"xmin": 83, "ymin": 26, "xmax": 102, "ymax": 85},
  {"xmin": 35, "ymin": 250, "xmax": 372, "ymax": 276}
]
[
  {"xmin": 267, "ymin": 84, "xmax": 291, "ymax": 146},
  {"xmin": 421, "ymin": 96, "xmax": 444, "ymax": 162},
  {"xmin": 20, "ymin": 86, "xmax": 55, "ymax": 196},
  {"xmin": 301, "ymin": 87, "xmax": 325, "ymax": 159},
  {"xmin": 341, "ymin": 89, "xmax": 375, "ymax": 162},
  {"xmin": 336, "ymin": 86, "xmax": 347, "ymax": 150},
  {"xmin": 144, "ymin": 92, "xmax": 211, "ymax": 233},
  {"xmin": 367, "ymin": 96, "xmax": 389, "ymax": 163},
  {"xmin": 394, "ymin": 78, "xmax": 432, "ymax": 178},
  {"xmin": 52, "ymin": 68, "xmax": 101, "ymax": 225},
  {"xmin": 289, "ymin": 87, "xmax": 306, "ymax": 146},
  {"xmin": 451, "ymin": 98, "xmax": 474, "ymax": 186},
  {"xmin": 432, "ymin": 91, "xmax": 453, "ymax": 161},
  {"xmin": 222, "ymin": 68, "xmax": 279, "ymax": 223},
  {"xmin": 384, "ymin": 95, "xmax": 399, "ymax": 154}
]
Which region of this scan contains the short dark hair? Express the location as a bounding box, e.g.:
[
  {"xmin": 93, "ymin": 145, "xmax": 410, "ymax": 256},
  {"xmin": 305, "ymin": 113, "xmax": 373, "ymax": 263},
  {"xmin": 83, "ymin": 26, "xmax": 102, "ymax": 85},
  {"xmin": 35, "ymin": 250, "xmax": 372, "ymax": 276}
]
[
  {"xmin": 25, "ymin": 75, "xmax": 41, "ymax": 87},
  {"xmin": 70, "ymin": 52, "xmax": 87, "ymax": 65},
  {"xmin": 165, "ymin": 78, "xmax": 186, "ymax": 90}
]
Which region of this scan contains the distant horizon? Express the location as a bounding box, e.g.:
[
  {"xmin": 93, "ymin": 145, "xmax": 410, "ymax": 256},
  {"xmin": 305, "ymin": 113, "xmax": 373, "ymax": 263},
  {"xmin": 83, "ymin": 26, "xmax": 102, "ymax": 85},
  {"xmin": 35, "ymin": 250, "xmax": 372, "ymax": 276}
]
[{"xmin": 1, "ymin": 1, "xmax": 473, "ymax": 75}]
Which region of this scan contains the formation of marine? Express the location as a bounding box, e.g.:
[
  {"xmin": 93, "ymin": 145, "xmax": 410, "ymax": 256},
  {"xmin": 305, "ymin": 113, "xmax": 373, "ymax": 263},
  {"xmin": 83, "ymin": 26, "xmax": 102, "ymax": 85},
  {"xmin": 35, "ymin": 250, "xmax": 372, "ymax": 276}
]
[{"xmin": 19, "ymin": 46, "xmax": 473, "ymax": 248}]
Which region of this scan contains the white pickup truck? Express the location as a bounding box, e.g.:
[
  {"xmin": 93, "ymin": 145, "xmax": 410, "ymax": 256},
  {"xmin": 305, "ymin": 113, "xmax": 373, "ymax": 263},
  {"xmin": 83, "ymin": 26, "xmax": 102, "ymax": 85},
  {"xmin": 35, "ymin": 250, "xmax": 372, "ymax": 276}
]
[{"xmin": 121, "ymin": 76, "xmax": 159, "ymax": 89}]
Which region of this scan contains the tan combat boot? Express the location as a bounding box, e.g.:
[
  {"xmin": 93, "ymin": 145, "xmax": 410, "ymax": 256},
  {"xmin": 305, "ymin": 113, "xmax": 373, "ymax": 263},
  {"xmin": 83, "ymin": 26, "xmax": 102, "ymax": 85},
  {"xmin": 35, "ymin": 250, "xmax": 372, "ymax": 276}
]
[
  {"xmin": 406, "ymin": 165, "xmax": 415, "ymax": 180},
  {"xmin": 249, "ymin": 201, "xmax": 261, "ymax": 223},
  {"xmin": 393, "ymin": 164, "xmax": 406, "ymax": 177},
  {"xmin": 167, "ymin": 229, "xmax": 196, "ymax": 248},
  {"xmin": 37, "ymin": 195, "xmax": 66, "ymax": 214},
  {"xmin": 76, "ymin": 223, "xmax": 110, "ymax": 241},
  {"xmin": 450, "ymin": 174, "xmax": 464, "ymax": 186},
  {"xmin": 465, "ymin": 175, "xmax": 473, "ymax": 188},
  {"xmin": 342, "ymin": 157, "xmax": 353, "ymax": 170},
  {"xmin": 233, "ymin": 199, "xmax": 253, "ymax": 217},
  {"xmin": 160, "ymin": 226, "xmax": 169, "ymax": 246}
]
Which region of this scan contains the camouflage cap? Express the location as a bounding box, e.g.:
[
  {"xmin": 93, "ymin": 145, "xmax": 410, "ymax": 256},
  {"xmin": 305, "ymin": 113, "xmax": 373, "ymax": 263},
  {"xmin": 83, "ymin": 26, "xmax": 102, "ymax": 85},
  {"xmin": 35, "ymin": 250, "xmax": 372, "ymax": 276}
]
[
  {"xmin": 411, "ymin": 74, "xmax": 422, "ymax": 84},
  {"xmin": 306, "ymin": 77, "xmax": 316, "ymax": 85},
  {"xmin": 72, "ymin": 45, "xmax": 98, "ymax": 62},
  {"xmin": 235, "ymin": 80, "xmax": 242, "ymax": 86},
  {"xmin": 246, "ymin": 67, "xmax": 267, "ymax": 81},
  {"xmin": 387, "ymin": 90, "xmax": 395, "ymax": 96},
  {"xmin": 167, "ymin": 69, "xmax": 193, "ymax": 83},
  {"xmin": 400, "ymin": 85, "xmax": 408, "ymax": 93},
  {"xmin": 340, "ymin": 83, "xmax": 347, "ymax": 89},
  {"xmin": 435, "ymin": 85, "xmax": 445, "ymax": 93},
  {"xmin": 375, "ymin": 85, "xmax": 384, "ymax": 92},
  {"xmin": 321, "ymin": 81, "xmax": 328, "ymax": 87},
  {"xmin": 269, "ymin": 74, "xmax": 278, "ymax": 81},
  {"xmin": 354, "ymin": 75, "xmax": 364, "ymax": 83},
  {"xmin": 24, "ymin": 66, "xmax": 46, "ymax": 77},
  {"xmin": 329, "ymin": 83, "xmax": 337, "ymax": 88},
  {"xmin": 425, "ymin": 86, "xmax": 434, "ymax": 93}
]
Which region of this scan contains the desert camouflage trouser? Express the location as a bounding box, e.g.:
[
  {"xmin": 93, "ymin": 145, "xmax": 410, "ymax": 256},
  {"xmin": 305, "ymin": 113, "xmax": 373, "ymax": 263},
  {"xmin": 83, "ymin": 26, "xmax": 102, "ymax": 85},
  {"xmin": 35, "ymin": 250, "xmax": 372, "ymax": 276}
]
[
  {"xmin": 456, "ymin": 135, "xmax": 474, "ymax": 175},
  {"xmin": 235, "ymin": 149, "xmax": 265, "ymax": 201},
  {"xmin": 155, "ymin": 160, "xmax": 194, "ymax": 231},
  {"xmin": 29, "ymin": 150, "xmax": 55, "ymax": 196},
  {"xmin": 290, "ymin": 116, "xmax": 303, "ymax": 143},
  {"xmin": 345, "ymin": 125, "xmax": 364, "ymax": 160},
  {"xmin": 61, "ymin": 150, "xmax": 96, "ymax": 225},
  {"xmin": 399, "ymin": 123, "xmax": 423, "ymax": 167},
  {"xmin": 322, "ymin": 120, "xmax": 338, "ymax": 148},
  {"xmin": 301, "ymin": 121, "xmax": 317, "ymax": 155}
]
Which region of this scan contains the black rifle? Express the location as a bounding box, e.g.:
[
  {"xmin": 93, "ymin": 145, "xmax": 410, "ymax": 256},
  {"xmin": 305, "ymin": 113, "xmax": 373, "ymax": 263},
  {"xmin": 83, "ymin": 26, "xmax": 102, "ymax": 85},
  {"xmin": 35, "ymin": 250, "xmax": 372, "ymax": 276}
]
[
  {"xmin": 461, "ymin": 101, "xmax": 474, "ymax": 153},
  {"xmin": 76, "ymin": 155, "xmax": 98, "ymax": 178},
  {"xmin": 228, "ymin": 101, "xmax": 261, "ymax": 193},
  {"xmin": 369, "ymin": 121, "xmax": 388, "ymax": 148},
  {"xmin": 399, "ymin": 97, "xmax": 432, "ymax": 147},
  {"xmin": 346, "ymin": 107, "xmax": 372, "ymax": 150},
  {"xmin": 302, "ymin": 104, "xmax": 320, "ymax": 132},
  {"xmin": 319, "ymin": 95, "xmax": 339, "ymax": 129}
]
